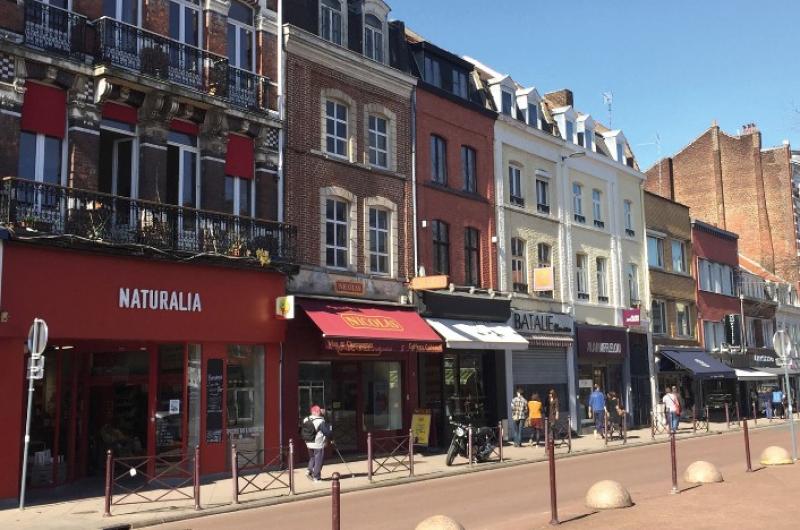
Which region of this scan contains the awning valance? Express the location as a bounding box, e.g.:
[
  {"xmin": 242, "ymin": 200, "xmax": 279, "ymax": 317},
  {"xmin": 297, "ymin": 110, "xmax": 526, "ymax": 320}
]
[
  {"xmin": 299, "ymin": 299, "xmax": 442, "ymax": 354},
  {"xmin": 760, "ymin": 367, "xmax": 800, "ymax": 377},
  {"xmin": 660, "ymin": 350, "xmax": 736, "ymax": 379},
  {"xmin": 735, "ymin": 368, "xmax": 778, "ymax": 381},
  {"xmin": 425, "ymin": 318, "xmax": 529, "ymax": 350},
  {"xmin": 525, "ymin": 334, "xmax": 574, "ymax": 349}
]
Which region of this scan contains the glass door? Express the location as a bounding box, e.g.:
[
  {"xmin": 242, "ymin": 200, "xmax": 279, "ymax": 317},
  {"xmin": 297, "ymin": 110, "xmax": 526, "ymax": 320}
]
[{"xmin": 153, "ymin": 345, "xmax": 187, "ymax": 471}]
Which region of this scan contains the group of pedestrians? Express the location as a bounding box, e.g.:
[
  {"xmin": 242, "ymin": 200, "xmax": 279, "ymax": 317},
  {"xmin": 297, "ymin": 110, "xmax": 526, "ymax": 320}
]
[
  {"xmin": 510, "ymin": 388, "xmax": 560, "ymax": 447},
  {"xmin": 588, "ymin": 385, "xmax": 625, "ymax": 439}
]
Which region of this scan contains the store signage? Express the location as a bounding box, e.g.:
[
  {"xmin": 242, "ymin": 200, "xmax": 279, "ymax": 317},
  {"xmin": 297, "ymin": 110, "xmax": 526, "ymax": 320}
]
[
  {"xmin": 340, "ymin": 314, "xmax": 404, "ymax": 332},
  {"xmin": 587, "ymin": 342, "xmax": 623, "ymax": 354},
  {"xmin": 577, "ymin": 326, "xmax": 627, "ymax": 357},
  {"xmin": 724, "ymin": 314, "xmax": 742, "ymax": 347},
  {"xmin": 333, "ymin": 278, "xmax": 365, "ymax": 296},
  {"xmin": 275, "ymin": 295, "xmax": 295, "ymax": 320},
  {"xmin": 622, "ymin": 308, "xmax": 641, "ymax": 327},
  {"xmin": 410, "ymin": 275, "xmax": 449, "ymax": 291},
  {"xmin": 532, "ymin": 267, "xmax": 555, "ymax": 292},
  {"xmin": 579, "ymin": 379, "xmax": 593, "ymax": 389},
  {"xmin": 324, "ymin": 338, "xmax": 443, "ymax": 354},
  {"xmin": 510, "ymin": 310, "xmax": 573, "ymax": 335},
  {"xmin": 118, "ymin": 287, "xmax": 202, "ymax": 312},
  {"xmin": 411, "ymin": 409, "xmax": 432, "ymax": 446},
  {"xmin": 205, "ymin": 359, "xmax": 224, "ymax": 444}
]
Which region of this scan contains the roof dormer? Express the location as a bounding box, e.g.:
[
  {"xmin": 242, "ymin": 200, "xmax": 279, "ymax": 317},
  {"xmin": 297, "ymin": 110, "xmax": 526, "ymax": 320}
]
[
  {"xmin": 577, "ymin": 114, "xmax": 594, "ymax": 151},
  {"xmin": 551, "ymin": 106, "xmax": 578, "ymax": 144},
  {"xmin": 602, "ymin": 130, "xmax": 630, "ymax": 165},
  {"xmin": 362, "ymin": 0, "xmax": 390, "ymax": 64},
  {"xmin": 488, "ymin": 75, "xmax": 518, "ymax": 118},
  {"xmin": 516, "ymin": 87, "xmax": 542, "ymax": 129}
]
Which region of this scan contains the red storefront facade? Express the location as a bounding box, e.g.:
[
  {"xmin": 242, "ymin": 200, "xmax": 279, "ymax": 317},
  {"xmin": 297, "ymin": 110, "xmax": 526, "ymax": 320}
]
[{"xmin": 0, "ymin": 242, "xmax": 287, "ymax": 500}]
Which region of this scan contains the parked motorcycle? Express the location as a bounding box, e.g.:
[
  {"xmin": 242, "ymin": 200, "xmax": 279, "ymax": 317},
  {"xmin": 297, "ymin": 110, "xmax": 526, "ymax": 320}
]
[{"xmin": 445, "ymin": 417, "xmax": 497, "ymax": 466}]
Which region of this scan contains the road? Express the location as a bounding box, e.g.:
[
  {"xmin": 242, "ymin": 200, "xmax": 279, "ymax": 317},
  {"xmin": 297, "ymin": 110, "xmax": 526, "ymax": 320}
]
[{"xmin": 153, "ymin": 425, "xmax": 799, "ymax": 529}]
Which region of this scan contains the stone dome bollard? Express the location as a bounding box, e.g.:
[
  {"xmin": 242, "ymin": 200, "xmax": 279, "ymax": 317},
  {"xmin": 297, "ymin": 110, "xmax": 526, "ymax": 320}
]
[
  {"xmin": 684, "ymin": 461, "xmax": 723, "ymax": 484},
  {"xmin": 585, "ymin": 480, "xmax": 633, "ymax": 510},
  {"xmin": 415, "ymin": 515, "xmax": 465, "ymax": 530},
  {"xmin": 760, "ymin": 445, "xmax": 794, "ymax": 466}
]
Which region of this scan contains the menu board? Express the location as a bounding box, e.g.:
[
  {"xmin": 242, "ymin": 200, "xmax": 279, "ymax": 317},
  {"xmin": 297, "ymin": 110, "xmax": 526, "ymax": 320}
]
[{"xmin": 205, "ymin": 359, "xmax": 224, "ymax": 444}]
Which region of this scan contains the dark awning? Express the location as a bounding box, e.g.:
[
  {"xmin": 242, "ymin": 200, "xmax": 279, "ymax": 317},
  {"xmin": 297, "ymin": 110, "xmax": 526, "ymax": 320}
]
[{"xmin": 660, "ymin": 350, "xmax": 736, "ymax": 379}]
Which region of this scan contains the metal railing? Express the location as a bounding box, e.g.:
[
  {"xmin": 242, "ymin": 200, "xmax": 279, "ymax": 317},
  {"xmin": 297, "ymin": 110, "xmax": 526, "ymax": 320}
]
[
  {"xmin": 94, "ymin": 17, "xmax": 228, "ymax": 95},
  {"xmin": 24, "ymin": 0, "xmax": 89, "ymax": 59},
  {"xmin": 544, "ymin": 416, "xmax": 572, "ymax": 453},
  {"xmin": 603, "ymin": 413, "xmax": 627, "ymax": 445},
  {"xmin": 467, "ymin": 422, "xmax": 504, "ymax": 466},
  {"xmin": 0, "ymin": 177, "xmax": 295, "ymax": 263},
  {"xmin": 228, "ymin": 65, "xmax": 269, "ymax": 111},
  {"xmin": 367, "ymin": 430, "xmax": 415, "ymax": 481},
  {"xmin": 103, "ymin": 447, "xmax": 200, "ymax": 516},
  {"xmin": 231, "ymin": 442, "xmax": 295, "ymax": 504}
]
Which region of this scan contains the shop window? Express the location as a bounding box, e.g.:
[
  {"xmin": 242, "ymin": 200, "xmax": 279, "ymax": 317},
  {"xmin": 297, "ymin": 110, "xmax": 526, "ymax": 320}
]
[
  {"xmin": 362, "ymin": 362, "xmax": 402, "ymax": 431},
  {"xmin": 464, "ymin": 227, "xmax": 480, "ymax": 287},
  {"xmin": 226, "ymin": 345, "xmax": 265, "ymax": 458},
  {"xmin": 224, "ymin": 176, "xmax": 255, "ymax": 217},
  {"xmin": 432, "ymin": 219, "xmax": 449, "ymax": 275},
  {"xmin": 187, "ymin": 345, "xmax": 202, "ymax": 451}
]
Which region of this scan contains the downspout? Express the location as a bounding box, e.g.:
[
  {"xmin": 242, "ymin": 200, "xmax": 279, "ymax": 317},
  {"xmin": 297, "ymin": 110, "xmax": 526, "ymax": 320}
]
[
  {"xmin": 276, "ymin": 0, "xmax": 286, "ymax": 223},
  {"xmin": 411, "ymin": 88, "xmax": 419, "ymax": 279},
  {"xmin": 279, "ymin": 341, "xmax": 284, "ymax": 454}
]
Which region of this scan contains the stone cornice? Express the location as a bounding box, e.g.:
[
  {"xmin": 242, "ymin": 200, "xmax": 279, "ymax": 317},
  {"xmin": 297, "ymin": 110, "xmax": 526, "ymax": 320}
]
[{"xmin": 204, "ymin": 0, "xmax": 230, "ymax": 15}]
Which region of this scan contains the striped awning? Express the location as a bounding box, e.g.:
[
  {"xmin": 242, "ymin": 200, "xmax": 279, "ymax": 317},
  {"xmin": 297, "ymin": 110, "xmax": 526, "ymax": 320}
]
[{"xmin": 525, "ymin": 334, "xmax": 574, "ymax": 349}]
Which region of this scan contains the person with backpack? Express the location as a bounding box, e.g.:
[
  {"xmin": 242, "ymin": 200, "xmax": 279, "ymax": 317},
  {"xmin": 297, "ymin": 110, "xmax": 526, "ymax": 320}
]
[
  {"xmin": 510, "ymin": 388, "xmax": 528, "ymax": 447},
  {"xmin": 301, "ymin": 404, "xmax": 332, "ymax": 482}
]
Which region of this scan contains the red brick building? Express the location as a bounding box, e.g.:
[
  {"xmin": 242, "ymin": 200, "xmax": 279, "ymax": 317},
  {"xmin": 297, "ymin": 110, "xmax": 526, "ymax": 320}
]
[
  {"xmin": 645, "ymin": 123, "xmax": 799, "ymax": 285},
  {"xmin": 406, "ymin": 36, "xmax": 497, "ymax": 288}
]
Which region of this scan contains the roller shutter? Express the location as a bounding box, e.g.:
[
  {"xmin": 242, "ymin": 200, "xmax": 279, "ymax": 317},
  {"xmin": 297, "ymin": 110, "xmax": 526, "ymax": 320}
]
[{"xmin": 512, "ymin": 347, "xmax": 568, "ymax": 386}]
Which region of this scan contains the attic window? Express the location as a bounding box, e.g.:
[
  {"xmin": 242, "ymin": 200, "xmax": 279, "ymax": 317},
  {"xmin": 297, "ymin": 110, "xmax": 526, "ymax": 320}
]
[
  {"xmin": 364, "ymin": 14, "xmax": 384, "ymax": 63},
  {"xmin": 452, "ymin": 70, "xmax": 468, "ymax": 99},
  {"xmin": 527, "ymin": 104, "xmax": 537, "ymax": 127},
  {"xmin": 501, "ymin": 90, "xmax": 513, "ymax": 116},
  {"xmin": 320, "ymin": 0, "xmax": 342, "ymax": 45},
  {"xmin": 565, "ymin": 120, "xmax": 574, "ymax": 143},
  {"xmin": 616, "ymin": 143, "xmax": 625, "ymax": 163}
]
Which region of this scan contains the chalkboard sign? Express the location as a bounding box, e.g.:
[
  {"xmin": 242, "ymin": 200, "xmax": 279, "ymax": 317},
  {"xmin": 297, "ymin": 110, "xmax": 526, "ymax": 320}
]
[{"xmin": 206, "ymin": 359, "xmax": 224, "ymax": 444}]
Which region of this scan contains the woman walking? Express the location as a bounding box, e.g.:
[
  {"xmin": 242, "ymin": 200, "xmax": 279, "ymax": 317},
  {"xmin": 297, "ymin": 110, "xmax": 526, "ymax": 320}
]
[
  {"xmin": 545, "ymin": 388, "xmax": 560, "ymax": 441},
  {"xmin": 527, "ymin": 392, "xmax": 544, "ymax": 446}
]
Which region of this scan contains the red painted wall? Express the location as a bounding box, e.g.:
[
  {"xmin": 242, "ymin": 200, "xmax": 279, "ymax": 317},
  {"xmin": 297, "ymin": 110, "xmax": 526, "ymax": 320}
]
[
  {"xmin": 415, "ymin": 88, "xmax": 497, "ymax": 288},
  {"xmin": 692, "ymin": 224, "xmax": 741, "ymax": 325}
]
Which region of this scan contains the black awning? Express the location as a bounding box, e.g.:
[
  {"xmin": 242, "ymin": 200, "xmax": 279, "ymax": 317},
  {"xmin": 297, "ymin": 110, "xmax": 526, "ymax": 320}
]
[{"xmin": 660, "ymin": 350, "xmax": 736, "ymax": 379}]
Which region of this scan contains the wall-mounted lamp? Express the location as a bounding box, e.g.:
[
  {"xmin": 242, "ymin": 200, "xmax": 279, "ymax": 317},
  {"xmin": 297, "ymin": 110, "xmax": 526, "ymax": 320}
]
[
  {"xmin": 491, "ymin": 235, "xmax": 498, "ymax": 244},
  {"xmin": 420, "ymin": 220, "xmax": 428, "ymax": 228}
]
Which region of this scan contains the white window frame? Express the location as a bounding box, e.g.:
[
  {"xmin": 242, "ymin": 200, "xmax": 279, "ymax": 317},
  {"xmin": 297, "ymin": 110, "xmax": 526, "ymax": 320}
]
[
  {"xmin": 565, "ymin": 120, "xmax": 574, "ymax": 143},
  {"xmin": 167, "ymin": 133, "xmax": 201, "ymax": 210},
  {"xmin": 363, "ymin": 14, "xmax": 384, "ymax": 63},
  {"xmin": 572, "ymin": 182, "xmax": 583, "ymax": 218},
  {"xmin": 592, "ymin": 189, "xmax": 602, "ymax": 224},
  {"xmin": 624, "ymin": 200, "xmax": 633, "ymax": 232},
  {"xmin": 501, "ymin": 90, "xmax": 513, "ymax": 116},
  {"xmin": 671, "ymin": 240, "xmax": 686, "ymax": 273},
  {"xmin": 596, "ymin": 256, "xmax": 608, "ymax": 302},
  {"xmin": 576, "ymin": 253, "xmax": 588, "ymax": 298},
  {"xmin": 19, "ymin": 131, "xmax": 67, "ymax": 187},
  {"xmin": 647, "ymin": 235, "xmax": 664, "ymax": 269},
  {"xmin": 104, "ymin": 0, "xmax": 141, "ymax": 25},
  {"xmin": 511, "ymin": 237, "xmax": 526, "ymax": 291},
  {"xmin": 367, "ymin": 114, "xmax": 388, "ymax": 168},
  {"xmin": 325, "ymin": 197, "xmax": 349, "ymax": 269},
  {"xmin": 169, "ymin": 0, "xmax": 203, "ymax": 48},
  {"xmin": 320, "ymin": 0, "xmax": 342, "ymax": 45},
  {"xmin": 224, "ymin": 176, "xmax": 255, "ymax": 217},
  {"xmin": 508, "ymin": 165, "xmax": 522, "ymax": 203},
  {"xmin": 99, "ymin": 120, "xmax": 139, "ymax": 200},
  {"xmin": 227, "ymin": 0, "xmax": 255, "ymax": 71},
  {"xmin": 616, "ymin": 142, "xmax": 625, "ymax": 163},
  {"xmin": 675, "ymin": 302, "xmax": 692, "ymax": 338},
  {"xmin": 368, "ymin": 206, "xmax": 390, "ymax": 275},
  {"xmin": 527, "ymin": 103, "xmax": 538, "ymax": 128},
  {"xmin": 325, "ymin": 99, "xmax": 348, "ymax": 158},
  {"xmin": 627, "ymin": 263, "xmax": 640, "ymax": 304},
  {"xmin": 536, "ymin": 177, "xmax": 549, "ymax": 213}
]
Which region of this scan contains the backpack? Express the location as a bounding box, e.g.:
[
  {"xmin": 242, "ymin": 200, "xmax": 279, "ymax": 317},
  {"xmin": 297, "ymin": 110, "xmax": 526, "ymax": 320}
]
[{"xmin": 301, "ymin": 417, "xmax": 321, "ymax": 442}]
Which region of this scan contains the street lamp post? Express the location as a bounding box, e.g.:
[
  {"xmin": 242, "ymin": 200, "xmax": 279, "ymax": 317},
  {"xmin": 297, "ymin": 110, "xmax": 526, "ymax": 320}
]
[{"xmin": 773, "ymin": 329, "xmax": 797, "ymax": 461}]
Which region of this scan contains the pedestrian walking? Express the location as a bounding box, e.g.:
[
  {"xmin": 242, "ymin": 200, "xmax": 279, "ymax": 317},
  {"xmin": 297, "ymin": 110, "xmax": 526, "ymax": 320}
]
[
  {"xmin": 545, "ymin": 389, "xmax": 560, "ymax": 431},
  {"xmin": 527, "ymin": 392, "xmax": 544, "ymax": 447},
  {"xmin": 607, "ymin": 391, "xmax": 624, "ymax": 434},
  {"xmin": 302, "ymin": 404, "xmax": 332, "ymax": 482},
  {"xmin": 663, "ymin": 386, "xmax": 681, "ymax": 432},
  {"xmin": 588, "ymin": 385, "xmax": 605, "ymax": 439},
  {"xmin": 773, "ymin": 388, "xmax": 785, "ymax": 419},
  {"xmin": 510, "ymin": 388, "xmax": 528, "ymax": 447}
]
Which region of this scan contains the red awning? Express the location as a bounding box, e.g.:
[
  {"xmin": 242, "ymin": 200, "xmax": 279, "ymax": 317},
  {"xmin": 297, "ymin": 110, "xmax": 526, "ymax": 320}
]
[
  {"xmin": 299, "ymin": 299, "xmax": 442, "ymax": 354},
  {"xmin": 102, "ymin": 102, "xmax": 138, "ymax": 125},
  {"xmin": 225, "ymin": 134, "xmax": 254, "ymax": 180},
  {"xmin": 21, "ymin": 82, "xmax": 66, "ymax": 139}
]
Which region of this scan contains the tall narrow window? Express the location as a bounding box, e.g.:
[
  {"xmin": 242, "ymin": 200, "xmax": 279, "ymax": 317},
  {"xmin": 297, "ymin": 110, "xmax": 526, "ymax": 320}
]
[
  {"xmin": 627, "ymin": 263, "xmax": 640, "ymax": 305},
  {"xmin": 169, "ymin": 0, "xmax": 201, "ymax": 48},
  {"xmin": 423, "ymin": 56, "xmax": 441, "ymax": 87},
  {"xmin": 527, "ymin": 104, "xmax": 538, "ymax": 127},
  {"xmin": 647, "ymin": 236, "xmax": 664, "ymax": 268},
  {"xmin": 364, "ymin": 14, "xmax": 384, "ymax": 62},
  {"xmin": 320, "ymin": 0, "xmax": 342, "ymax": 45},
  {"xmin": 509, "ymin": 165, "xmax": 523, "ymax": 206},
  {"xmin": 452, "ymin": 70, "xmax": 468, "ymax": 98},
  {"xmin": 18, "ymin": 132, "xmax": 62, "ymax": 186},
  {"xmin": 596, "ymin": 257, "xmax": 608, "ymax": 303},
  {"xmin": 671, "ymin": 240, "xmax": 686, "ymax": 273},
  {"xmin": 675, "ymin": 303, "xmax": 691, "ymax": 337},
  {"xmin": 652, "ymin": 300, "xmax": 667, "ymax": 335},
  {"xmin": 223, "ymin": 176, "xmax": 254, "ymax": 217},
  {"xmin": 511, "ymin": 238, "xmax": 526, "ymax": 292},
  {"xmin": 104, "ymin": 0, "xmax": 138, "ymax": 24},
  {"xmin": 167, "ymin": 130, "xmax": 199, "ymax": 210},
  {"xmin": 536, "ymin": 243, "xmax": 553, "ymax": 299},
  {"xmin": 572, "ymin": 183, "xmax": 584, "ymax": 222},
  {"xmin": 624, "ymin": 200, "xmax": 634, "ymax": 236},
  {"xmin": 430, "ymin": 135, "xmax": 447, "ymax": 185},
  {"xmin": 536, "ymin": 178, "xmax": 549, "ymax": 214},
  {"xmin": 461, "ymin": 146, "xmax": 476, "ymax": 193},
  {"xmin": 368, "ymin": 115, "xmax": 388, "ymax": 168},
  {"xmin": 464, "ymin": 227, "xmax": 480, "ymax": 286},
  {"xmin": 565, "ymin": 120, "xmax": 574, "ymax": 143},
  {"xmin": 227, "ymin": 1, "xmax": 254, "ymax": 71},
  {"xmin": 616, "ymin": 142, "xmax": 625, "ymax": 163},
  {"xmin": 325, "ymin": 198, "xmax": 348, "ymax": 268},
  {"xmin": 501, "ymin": 90, "xmax": 513, "ymax": 115},
  {"xmin": 592, "ymin": 189, "xmax": 604, "ymax": 228},
  {"xmin": 325, "ymin": 100, "xmax": 348, "ymax": 157},
  {"xmin": 431, "ymin": 220, "xmax": 450, "ymax": 275},
  {"xmin": 368, "ymin": 208, "xmax": 389, "ymax": 274},
  {"xmin": 576, "ymin": 253, "xmax": 588, "ymax": 299}
]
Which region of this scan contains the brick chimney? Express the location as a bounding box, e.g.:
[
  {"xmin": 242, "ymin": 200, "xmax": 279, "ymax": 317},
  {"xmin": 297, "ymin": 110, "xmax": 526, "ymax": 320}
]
[{"xmin": 543, "ymin": 89, "xmax": 573, "ymax": 108}]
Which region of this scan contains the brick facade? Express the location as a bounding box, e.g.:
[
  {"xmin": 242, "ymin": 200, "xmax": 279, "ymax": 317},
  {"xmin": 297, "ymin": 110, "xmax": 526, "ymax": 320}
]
[
  {"xmin": 692, "ymin": 221, "xmax": 740, "ymax": 327},
  {"xmin": 415, "ymin": 88, "xmax": 496, "ymax": 288},
  {"xmin": 645, "ymin": 124, "xmax": 800, "ymax": 285}
]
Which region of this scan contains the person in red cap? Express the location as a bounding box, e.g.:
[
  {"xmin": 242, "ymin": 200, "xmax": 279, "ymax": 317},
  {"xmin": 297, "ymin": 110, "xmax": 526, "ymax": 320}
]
[{"xmin": 301, "ymin": 404, "xmax": 332, "ymax": 482}]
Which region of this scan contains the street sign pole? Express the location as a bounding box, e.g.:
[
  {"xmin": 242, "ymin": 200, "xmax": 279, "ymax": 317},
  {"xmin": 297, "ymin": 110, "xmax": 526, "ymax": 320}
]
[
  {"xmin": 19, "ymin": 318, "xmax": 48, "ymax": 510},
  {"xmin": 19, "ymin": 367, "xmax": 35, "ymax": 510},
  {"xmin": 773, "ymin": 329, "xmax": 797, "ymax": 462}
]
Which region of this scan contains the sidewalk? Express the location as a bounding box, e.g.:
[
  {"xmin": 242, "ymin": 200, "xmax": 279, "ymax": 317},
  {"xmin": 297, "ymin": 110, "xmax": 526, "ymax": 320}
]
[{"xmin": 0, "ymin": 417, "xmax": 790, "ymax": 530}]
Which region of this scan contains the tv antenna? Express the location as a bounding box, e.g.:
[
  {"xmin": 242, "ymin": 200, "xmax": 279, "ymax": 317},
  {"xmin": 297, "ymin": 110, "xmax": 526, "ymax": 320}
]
[{"xmin": 602, "ymin": 91, "xmax": 613, "ymax": 128}]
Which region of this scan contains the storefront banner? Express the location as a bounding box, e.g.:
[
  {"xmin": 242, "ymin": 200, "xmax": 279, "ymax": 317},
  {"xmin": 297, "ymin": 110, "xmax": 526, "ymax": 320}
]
[
  {"xmin": 660, "ymin": 350, "xmax": 736, "ymax": 379},
  {"xmin": 425, "ymin": 318, "xmax": 529, "ymax": 350},
  {"xmin": 622, "ymin": 309, "xmax": 641, "ymax": 328},
  {"xmin": 510, "ymin": 310, "xmax": 573, "ymax": 335},
  {"xmin": 576, "ymin": 325, "xmax": 628, "ymax": 357},
  {"xmin": 323, "ymin": 338, "xmax": 442, "ymax": 354}
]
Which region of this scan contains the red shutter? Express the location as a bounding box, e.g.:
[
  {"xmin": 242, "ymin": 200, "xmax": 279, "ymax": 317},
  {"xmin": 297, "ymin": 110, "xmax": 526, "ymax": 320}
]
[
  {"xmin": 21, "ymin": 82, "xmax": 67, "ymax": 139},
  {"xmin": 101, "ymin": 102, "xmax": 138, "ymax": 124},
  {"xmin": 225, "ymin": 134, "xmax": 255, "ymax": 180},
  {"xmin": 170, "ymin": 119, "xmax": 200, "ymax": 136}
]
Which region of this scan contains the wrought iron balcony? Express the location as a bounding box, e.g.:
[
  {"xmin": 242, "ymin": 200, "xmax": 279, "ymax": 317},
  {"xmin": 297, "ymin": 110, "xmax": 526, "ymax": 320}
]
[
  {"xmin": 0, "ymin": 177, "xmax": 295, "ymax": 266},
  {"xmin": 94, "ymin": 17, "xmax": 228, "ymax": 97},
  {"xmin": 228, "ymin": 66, "xmax": 270, "ymax": 112},
  {"xmin": 24, "ymin": 0, "xmax": 89, "ymax": 59}
]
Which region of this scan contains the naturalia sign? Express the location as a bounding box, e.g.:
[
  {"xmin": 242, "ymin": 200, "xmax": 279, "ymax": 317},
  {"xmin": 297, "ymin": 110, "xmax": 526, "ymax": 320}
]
[{"xmin": 119, "ymin": 287, "xmax": 203, "ymax": 312}]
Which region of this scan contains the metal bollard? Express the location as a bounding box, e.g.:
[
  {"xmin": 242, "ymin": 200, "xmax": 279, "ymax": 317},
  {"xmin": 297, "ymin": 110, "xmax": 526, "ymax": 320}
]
[
  {"xmin": 289, "ymin": 439, "xmax": 295, "ymax": 494},
  {"xmin": 743, "ymin": 416, "xmax": 752, "ymax": 473},
  {"xmin": 567, "ymin": 415, "xmax": 572, "ymax": 453},
  {"xmin": 367, "ymin": 432, "xmax": 373, "ymax": 482},
  {"xmin": 103, "ymin": 450, "xmax": 112, "ymax": 517},
  {"xmin": 468, "ymin": 426, "xmax": 473, "ymax": 467},
  {"xmin": 725, "ymin": 403, "xmax": 730, "ymax": 428},
  {"xmin": 623, "ymin": 414, "xmax": 627, "ymax": 445},
  {"xmin": 753, "ymin": 402, "xmax": 758, "ymax": 425},
  {"xmin": 547, "ymin": 425, "xmax": 559, "ymax": 525},
  {"xmin": 331, "ymin": 472, "xmax": 341, "ymax": 530},
  {"xmin": 705, "ymin": 406, "xmax": 710, "ymax": 432},
  {"xmin": 408, "ymin": 429, "xmax": 415, "ymax": 477},
  {"xmin": 692, "ymin": 405, "xmax": 697, "ymax": 434},
  {"xmin": 231, "ymin": 444, "xmax": 239, "ymax": 504},
  {"xmin": 604, "ymin": 413, "xmax": 609, "ymax": 446},
  {"xmin": 194, "ymin": 445, "xmax": 201, "ymax": 510},
  {"xmin": 650, "ymin": 410, "xmax": 656, "ymax": 440},
  {"xmin": 736, "ymin": 402, "xmax": 741, "ymax": 427},
  {"xmin": 669, "ymin": 431, "xmax": 678, "ymax": 495},
  {"xmin": 498, "ymin": 421, "xmax": 504, "ymax": 462},
  {"xmin": 544, "ymin": 418, "xmax": 550, "ymax": 447}
]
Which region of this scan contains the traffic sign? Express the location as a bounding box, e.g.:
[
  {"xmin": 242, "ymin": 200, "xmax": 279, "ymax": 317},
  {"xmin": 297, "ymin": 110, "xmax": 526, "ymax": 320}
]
[
  {"xmin": 773, "ymin": 329, "xmax": 792, "ymax": 361},
  {"xmin": 27, "ymin": 356, "xmax": 45, "ymax": 380},
  {"xmin": 26, "ymin": 319, "xmax": 48, "ymax": 358}
]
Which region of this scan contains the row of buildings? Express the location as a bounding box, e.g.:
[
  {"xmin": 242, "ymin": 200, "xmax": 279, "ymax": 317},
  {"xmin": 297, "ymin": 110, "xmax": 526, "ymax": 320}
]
[{"xmin": 0, "ymin": 0, "xmax": 797, "ymax": 501}]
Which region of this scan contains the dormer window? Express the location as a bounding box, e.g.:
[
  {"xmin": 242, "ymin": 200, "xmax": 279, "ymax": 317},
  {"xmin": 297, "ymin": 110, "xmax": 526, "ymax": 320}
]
[
  {"xmin": 364, "ymin": 14, "xmax": 384, "ymax": 63},
  {"xmin": 565, "ymin": 120, "xmax": 574, "ymax": 143},
  {"xmin": 616, "ymin": 143, "xmax": 625, "ymax": 163},
  {"xmin": 501, "ymin": 91, "xmax": 513, "ymax": 116},
  {"xmin": 453, "ymin": 70, "xmax": 468, "ymax": 99},
  {"xmin": 320, "ymin": 0, "xmax": 342, "ymax": 45},
  {"xmin": 527, "ymin": 104, "xmax": 538, "ymax": 128},
  {"xmin": 423, "ymin": 56, "xmax": 442, "ymax": 87}
]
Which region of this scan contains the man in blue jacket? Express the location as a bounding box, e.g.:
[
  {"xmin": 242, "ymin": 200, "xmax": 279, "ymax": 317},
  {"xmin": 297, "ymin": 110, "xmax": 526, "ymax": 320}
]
[{"xmin": 589, "ymin": 385, "xmax": 606, "ymax": 439}]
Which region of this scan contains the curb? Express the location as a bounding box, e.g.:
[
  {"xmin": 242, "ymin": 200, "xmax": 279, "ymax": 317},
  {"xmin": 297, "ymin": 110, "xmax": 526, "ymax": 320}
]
[{"xmin": 108, "ymin": 422, "xmax": 783, "ymax": 529}]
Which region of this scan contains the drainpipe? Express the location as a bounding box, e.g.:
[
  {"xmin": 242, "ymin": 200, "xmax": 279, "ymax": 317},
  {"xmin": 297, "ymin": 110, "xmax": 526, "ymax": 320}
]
[
  {"xmin": 276, "ymin": 0, "xmax": 286, "ymax": 223},
  {"xmin": 411, "ymin": 88, "xmax": 419, "ymax": 278}
]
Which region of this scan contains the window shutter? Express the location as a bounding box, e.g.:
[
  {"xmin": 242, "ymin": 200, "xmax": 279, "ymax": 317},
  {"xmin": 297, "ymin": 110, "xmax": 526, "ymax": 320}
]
[
  {"xmin": 21, "ymin": 82, "xmax": 66, "ymax": 139},
  {"xmin": 225, "ymin": 134, "xmax": 254, "ymax": 180}
]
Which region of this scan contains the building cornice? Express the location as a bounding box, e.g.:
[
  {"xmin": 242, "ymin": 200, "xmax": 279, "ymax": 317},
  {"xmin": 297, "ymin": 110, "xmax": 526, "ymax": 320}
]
[{"xmin": 284, "ymin": 25, "xmax": 416, "ymax": 98}]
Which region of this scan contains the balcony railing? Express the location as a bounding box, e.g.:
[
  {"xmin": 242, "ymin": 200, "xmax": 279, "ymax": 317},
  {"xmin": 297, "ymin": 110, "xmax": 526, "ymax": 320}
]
[
  {"xmin": 24, "ymin": 0, "xmax": 89, "ymax": 59},
  {"xmin": 94, "ymin": 17, "xmax": 228, "ymax": 97},
  {"xmin": 0, "ymin": 177, "xmax": 295, "ymax": 265},
  {"xmin": 228, "ymin": 66, "xmax": 269, "ymax": 112}
]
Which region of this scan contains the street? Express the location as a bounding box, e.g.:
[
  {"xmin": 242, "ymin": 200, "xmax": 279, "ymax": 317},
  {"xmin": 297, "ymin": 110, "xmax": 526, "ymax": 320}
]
[{"xmin": 152, "ymin": 425, "xmax": 800, "ymax": 529}]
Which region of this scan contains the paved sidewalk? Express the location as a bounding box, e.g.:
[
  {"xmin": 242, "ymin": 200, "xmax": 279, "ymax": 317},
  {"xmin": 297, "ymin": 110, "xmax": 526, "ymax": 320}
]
[{"xmin": 0, "ymin": 417, "xmax": 790, "ymax": 530}]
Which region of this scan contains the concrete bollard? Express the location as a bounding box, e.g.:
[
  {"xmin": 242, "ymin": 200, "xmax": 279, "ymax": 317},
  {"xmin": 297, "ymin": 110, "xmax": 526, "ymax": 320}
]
[
  {"xmin": 585, "ymin": 480, "xmax": 633, "ymax": 510},
  {"xmin": 760, "ymin": 446, "xmax": 794, "ymax": 466},
  {"xmin": 415, "ymin": 515, "xmax": 465, "ymax": 530},
  {"xmin": 684, "ymin": 461, "xmax": 723, "ymax": 484}
]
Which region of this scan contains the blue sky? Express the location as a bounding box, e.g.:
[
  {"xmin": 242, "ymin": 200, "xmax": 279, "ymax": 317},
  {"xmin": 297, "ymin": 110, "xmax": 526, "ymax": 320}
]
[{"xmin": 391, "ymin": 0, "xmax": 800, "ymax": 170}]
